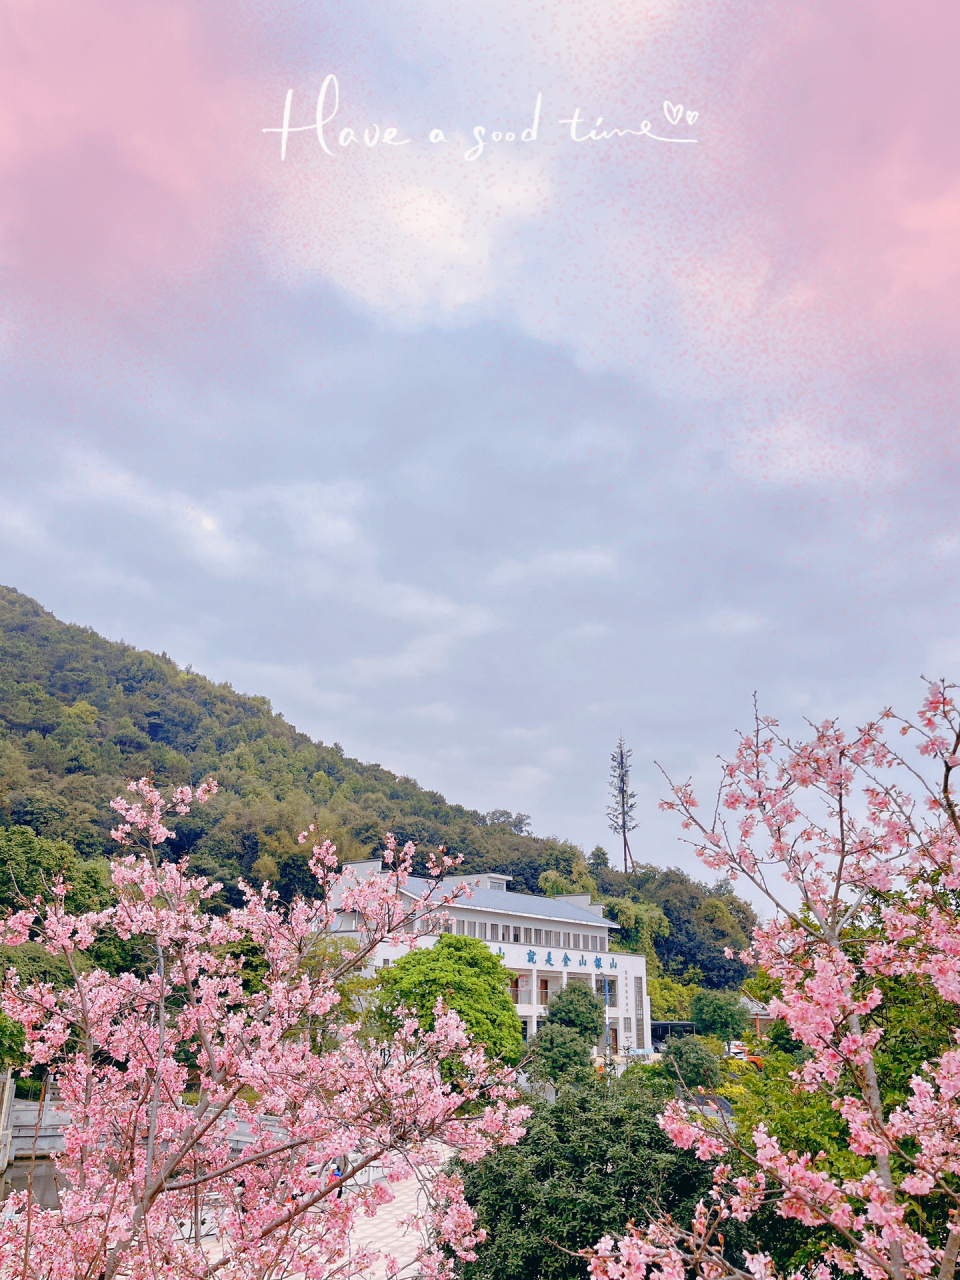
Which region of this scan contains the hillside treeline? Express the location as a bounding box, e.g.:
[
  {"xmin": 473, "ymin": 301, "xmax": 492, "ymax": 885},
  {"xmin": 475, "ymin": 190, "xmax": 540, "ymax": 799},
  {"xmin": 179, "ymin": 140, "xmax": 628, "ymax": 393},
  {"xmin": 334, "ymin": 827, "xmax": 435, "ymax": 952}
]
[{"xmin": 0, "ymin": 585, "xmax": 754, "ymax": 993}]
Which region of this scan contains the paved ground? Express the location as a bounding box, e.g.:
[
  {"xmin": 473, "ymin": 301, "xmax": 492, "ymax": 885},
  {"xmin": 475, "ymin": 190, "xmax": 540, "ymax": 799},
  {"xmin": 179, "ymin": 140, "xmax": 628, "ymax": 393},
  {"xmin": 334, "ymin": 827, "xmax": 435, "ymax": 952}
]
[{"xmin": 347, "ymin": 1173, "xmax": 433, "ymax": 1277}]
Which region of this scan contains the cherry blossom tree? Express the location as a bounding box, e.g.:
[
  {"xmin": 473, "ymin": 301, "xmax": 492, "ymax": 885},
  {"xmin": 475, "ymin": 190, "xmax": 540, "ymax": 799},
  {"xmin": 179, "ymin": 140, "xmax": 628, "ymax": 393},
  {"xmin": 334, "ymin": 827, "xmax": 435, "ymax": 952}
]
[
  {"xmin": 587, "ymin": 683, "xmax": 960, "ymax": 1280},
  {"xmin": 0, "ymin": 778, "xmax": 528, "ymax": 1280}
]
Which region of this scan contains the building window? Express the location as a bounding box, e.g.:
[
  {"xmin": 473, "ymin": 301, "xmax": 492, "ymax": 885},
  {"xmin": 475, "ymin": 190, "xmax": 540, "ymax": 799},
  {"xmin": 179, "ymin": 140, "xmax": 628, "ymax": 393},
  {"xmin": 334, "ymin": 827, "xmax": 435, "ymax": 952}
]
[
  {"xmin": 490, "ymin": 923, "xmax": 499, "ymax": 941},
  {"xmin": 533, "ymin": 929, "xmax": 542, "ymax": 946},
  {"xmin": 520, "ymin": 1019, "xmax": 528, "ymax": 1041},
  {"xmin": 562, "ymin": 932, "xmax": 571, "ymax": 947},
  {"xmin": 489, "ymin": 879, "xmax": 506, "ymax": 891},
  {"xmin": 443, "ymin": 920, "xmax": 453, "ymax": 933},
  {"xmin": 634, "ymin": 978, "xmax": 646, "ymax": 1048},
  {"xmin": 596, "ymin": 976, "xmax": 617, "ymax": 1007},
  {"xmin": 517, "ymin": 975, "xmax": 531, "ymax": 1004},
  {"xmin": 572, "ymin": 933, "xmax": 580, "ymax": 950},
  {"xmin": 512, "ymin": 927, "xmax": 521, "ymax": 943},
  {"xmin": 590, "ymin": 935, "xmax": 599, "ymax": 951},
  {"xmin": 599, "ymin": 935, "xmax": 606, "ymax": 952},
  {"xmin": 479, "ymin": 922, "xmax": 487, "ymax": 939},
  {"xmin": 523, "ymin": 928, "xmax": 532, "ymax": 944},
  {"xmin": 623, "ymin": 1018, "xmax": 632, "ymax": 1035},
  {"xmin": 456, "ymin": 919, "xmax": 465, "ymax": 935},
  {"xmin": 467, "ymin": 921, "xmax": 477, "ymax": 938},
  {"xmin": 538, "ymin": 977, "xmax": 549, "ymax": 1005}
]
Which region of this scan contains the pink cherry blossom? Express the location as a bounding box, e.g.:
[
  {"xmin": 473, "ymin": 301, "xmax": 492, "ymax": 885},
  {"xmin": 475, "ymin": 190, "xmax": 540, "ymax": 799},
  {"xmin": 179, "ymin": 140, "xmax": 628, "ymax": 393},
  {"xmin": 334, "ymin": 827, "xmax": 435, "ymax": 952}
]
[
  {"xmin": 0, "ymin": 778, "xmax": 528, "ymax": 1279},
  {"xmin": 592, "ymin": 683, "xmax": 960, "ymax": 1280}
]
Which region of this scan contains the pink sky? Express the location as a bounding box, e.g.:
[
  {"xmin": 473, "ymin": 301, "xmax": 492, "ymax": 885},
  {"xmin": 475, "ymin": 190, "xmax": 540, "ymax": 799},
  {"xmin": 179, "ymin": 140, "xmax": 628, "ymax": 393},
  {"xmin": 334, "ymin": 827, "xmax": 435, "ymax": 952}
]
[{"xmin": 2, "ymin": 0, "xmax": 958, "ymax": 420}]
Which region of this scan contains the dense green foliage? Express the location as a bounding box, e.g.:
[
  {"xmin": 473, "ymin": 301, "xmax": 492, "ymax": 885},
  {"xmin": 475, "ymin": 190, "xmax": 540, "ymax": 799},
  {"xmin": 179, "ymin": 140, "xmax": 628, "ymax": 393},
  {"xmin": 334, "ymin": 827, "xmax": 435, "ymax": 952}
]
[
  {"xmin": 529, "ymin": 1022, "xmax": 593, "ymax": 1083},
  {"xmin": 456, "ymin": 1078, "xmax": 753, "ymax": 1280},
  {"xmin": 379, "ymin": 935, "xmax": 524, "ymax": 1063},
  {"xmin": 0, "ymin": 824, "xmax": 110, "ymax": 917},
  {"xmin": 690, "ymin": 989, "xmax": 749, "ymax": 1045},
  {"xmin": 0, "ymin": 825, "xmax": 146, "ymax": 975},
  {"xmin": 0, "ymin": 1010, "xmax": 25, "ymax": 1069},
  {"xmin": 529, "ymin": 984, "xmax": 607, "ymax": 1083},
  {"xmin": 659, "ymin": 1035, "xmax": 724, "ymax": 1092},
  {"xmin": 543, "ymin": 982, "xmax": 606, "ymax": 1044},
  {"xmin": 0, "ymin": 585, "xmax": 757, "ymax": 993}
]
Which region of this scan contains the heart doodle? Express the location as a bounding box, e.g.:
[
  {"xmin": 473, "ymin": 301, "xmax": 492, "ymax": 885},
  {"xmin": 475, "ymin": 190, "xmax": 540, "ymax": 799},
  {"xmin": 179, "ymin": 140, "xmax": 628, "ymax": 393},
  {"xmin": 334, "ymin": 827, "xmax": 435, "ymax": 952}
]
[
  {"xmin": 686, "ymin": 110, "xmax": 699, "ymax": 125},
  {"xmin": 663, "ymin": 101, "xmax": 683, "ymax": 126}
]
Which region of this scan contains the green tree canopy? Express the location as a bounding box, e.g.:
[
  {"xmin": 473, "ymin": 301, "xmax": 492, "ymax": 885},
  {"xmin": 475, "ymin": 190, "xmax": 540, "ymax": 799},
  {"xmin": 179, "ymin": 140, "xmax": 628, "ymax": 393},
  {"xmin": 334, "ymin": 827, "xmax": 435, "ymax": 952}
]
[
  {"xmin": 690, "ymin": 989, "xmax": 749, "ymax": 1045},
  {"xmin": 456, "ymin": 1077, "xmax": 754, "ymax": 1280},
  {"xmin": 0, "ymin": 825, "xmax": 110, "ymax": 917},
  {"xmin": 529, "ymin": 1021, "xmax": 592, "ymax": 1084},
  {"xmin": 648, "ymin": 973, "xmax": 699, "ymax": 1020},
  {"xmin": 0, "ymin": 1010, "xmax": 25, "ymax": 1069},
  {"xmin": 544, "ymin": 982, "xmax": 605, "ymax": 1044},
  {"xmin": 660, "ymin": 1035, "xmax": 723, "ymax": 1092},
  {"xmin": 379, "ymin": 935, "xmax": 523, "ymax": 1064}
]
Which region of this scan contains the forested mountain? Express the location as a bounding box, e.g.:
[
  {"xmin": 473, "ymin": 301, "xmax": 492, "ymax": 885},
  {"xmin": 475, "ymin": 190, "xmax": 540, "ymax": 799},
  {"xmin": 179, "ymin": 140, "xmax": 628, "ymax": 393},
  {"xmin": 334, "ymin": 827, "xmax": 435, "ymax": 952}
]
[{"xmin": 0, "ymin": 585, "xmax": 754, "ymax": 991}]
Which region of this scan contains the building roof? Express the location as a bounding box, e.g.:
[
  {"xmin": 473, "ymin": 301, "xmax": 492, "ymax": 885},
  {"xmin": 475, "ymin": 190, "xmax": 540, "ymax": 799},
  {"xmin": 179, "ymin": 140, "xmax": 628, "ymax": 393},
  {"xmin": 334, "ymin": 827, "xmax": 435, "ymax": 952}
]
[
  {"xmin": 739, "ymin": 994, "xmax": 771, "ymax": 1017},
  {"xmin": 399, "ymin": 876, "xmax": 619, "ymax": 929}
]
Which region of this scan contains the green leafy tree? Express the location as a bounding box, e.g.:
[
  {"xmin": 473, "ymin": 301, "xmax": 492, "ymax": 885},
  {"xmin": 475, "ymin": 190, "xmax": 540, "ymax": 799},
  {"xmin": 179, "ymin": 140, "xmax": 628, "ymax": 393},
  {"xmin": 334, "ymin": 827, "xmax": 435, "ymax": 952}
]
[
  {"xmin": 544, "ymin": 982, "xmax": 606, "ymax": 1044},
  {"xmin": 0, "ymin": 1009, "xmax": 25, "ymax": 1069},
  {"xmin": 605, "ymin": 897, "xmax": 669, "ymax": 965},
  {"xmin": 379, "ymin": 934, "xmax": 523, "ymax": 1063},
  {"xmin": 588, "ymin": 845, "xmax": 610, "ymax": 870},
  {"xmin": 456, "ymin": 1077, "xmax": 755, "ymax": 1280},
  {"xmin": 598, "ymin": 863, "xmax": 756, "ymax": 989},
  {"xmin": 0, "ymin": 825, "xmax": 110, "ymax": 917},
  {"xmin": 539, "ymin": 851, "xmax": 597, "ymax": 899},
  {"xmin": 689, "ymin": 989, "xmax": 748, "ymax": 1047},
  {"xmin": 648, "ymin": 973, "xmax": 699, "ymax": 1020},
  {"xmin": 660, "ymin": 1035, "xmax": 723, "ymax": 1091},
  {"xmin": 765, "ymin": 1017, "xmax": 804, "ymax": 1055},
  {"xmin": 529, "ymin": 1021, "xmax": 592, "ymax": 1083}
]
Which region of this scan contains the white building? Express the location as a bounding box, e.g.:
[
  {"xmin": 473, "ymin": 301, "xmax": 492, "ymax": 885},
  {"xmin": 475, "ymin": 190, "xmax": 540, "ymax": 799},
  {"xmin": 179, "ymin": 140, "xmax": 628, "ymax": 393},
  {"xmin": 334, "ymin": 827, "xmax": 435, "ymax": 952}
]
[{"xmin": 336, "ymin": 865, "xmax": 652, "ymax": 1056}]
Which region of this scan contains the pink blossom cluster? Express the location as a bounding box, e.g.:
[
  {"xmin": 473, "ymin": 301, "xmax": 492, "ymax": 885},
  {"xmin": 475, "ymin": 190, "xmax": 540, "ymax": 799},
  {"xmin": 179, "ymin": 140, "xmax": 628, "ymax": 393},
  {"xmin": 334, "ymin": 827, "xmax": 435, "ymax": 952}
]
[
  {"xmin": 0, "ymin": 781, "xmax": 528, "ymax": 1279},
  {"xmin": 590, "ymin": 683, "xmax": 960, "ymax": 1280},
  {"xmin": 109, "ymin": 775, "xmax": 219, "ymax": 847}
]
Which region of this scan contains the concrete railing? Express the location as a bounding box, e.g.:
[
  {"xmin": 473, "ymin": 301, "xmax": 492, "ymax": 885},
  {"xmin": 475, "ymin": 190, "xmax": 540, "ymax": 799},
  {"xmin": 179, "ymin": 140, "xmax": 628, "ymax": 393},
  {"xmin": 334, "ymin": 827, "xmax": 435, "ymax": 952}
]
[
  {"xmin": 7, "ymin": 1100, "xmax": 70, "ymax": 1162},
  {"xmin": 2, "ymin": 1099, "xmax": 387, "ymax": 1187},
  {"xmin": 0, "ymin": 1071, "xmax": 13, "ymax": 1170}
]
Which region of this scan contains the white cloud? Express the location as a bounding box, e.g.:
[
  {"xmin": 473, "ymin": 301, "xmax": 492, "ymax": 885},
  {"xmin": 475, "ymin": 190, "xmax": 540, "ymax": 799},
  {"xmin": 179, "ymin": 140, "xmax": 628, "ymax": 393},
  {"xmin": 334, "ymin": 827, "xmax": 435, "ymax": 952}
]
[
  {"xmin": 727, "ymin": 412, "xmax": 898, "ymax": 487},
  {"xmin": 487, "ymin": 547, "xmax": 615, "ymax": 587},
  {"xmin": 706, "ymin": 609, "xmax": 766, "ymax": 636}
]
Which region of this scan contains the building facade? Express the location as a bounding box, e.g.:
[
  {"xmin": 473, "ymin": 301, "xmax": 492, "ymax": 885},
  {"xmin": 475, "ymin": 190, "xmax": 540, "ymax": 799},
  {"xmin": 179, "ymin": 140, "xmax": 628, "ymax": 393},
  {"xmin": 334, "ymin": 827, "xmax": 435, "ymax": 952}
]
[{"xmin": 336, "ymin": 865, "xmax": 652, "ymax": 1056}]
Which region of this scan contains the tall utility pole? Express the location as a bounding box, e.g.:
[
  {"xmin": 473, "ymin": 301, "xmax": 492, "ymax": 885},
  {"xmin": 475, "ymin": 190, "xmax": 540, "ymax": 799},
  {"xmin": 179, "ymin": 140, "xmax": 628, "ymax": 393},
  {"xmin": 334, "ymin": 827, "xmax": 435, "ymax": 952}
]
[{"xmin": 606, "ymin": 737, "xmax": 638, "ymax": 873}]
